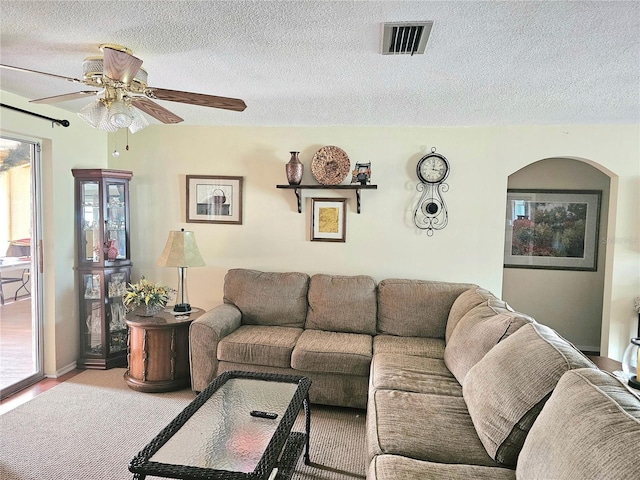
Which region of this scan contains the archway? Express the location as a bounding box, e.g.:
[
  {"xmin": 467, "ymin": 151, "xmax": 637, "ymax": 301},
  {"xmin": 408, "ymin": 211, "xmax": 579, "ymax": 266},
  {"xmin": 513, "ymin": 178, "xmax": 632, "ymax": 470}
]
[{"xmin": 502, "ymin": 157, "xmax": 612, "ymax": 354}]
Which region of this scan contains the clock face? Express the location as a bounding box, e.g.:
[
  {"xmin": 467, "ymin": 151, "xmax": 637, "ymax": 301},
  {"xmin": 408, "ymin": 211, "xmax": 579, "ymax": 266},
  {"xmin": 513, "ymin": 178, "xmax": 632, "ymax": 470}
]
[{"xmin": 417, "ymin": 154, "xmax": 449, "ymax": 183}]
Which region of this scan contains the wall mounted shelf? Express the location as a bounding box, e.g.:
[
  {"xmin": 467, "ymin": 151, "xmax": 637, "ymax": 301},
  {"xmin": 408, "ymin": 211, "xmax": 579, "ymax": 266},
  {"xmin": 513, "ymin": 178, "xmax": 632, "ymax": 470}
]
[{"xmin": 276, "ymin": 184, "xmax": 378, "ymax": 214}]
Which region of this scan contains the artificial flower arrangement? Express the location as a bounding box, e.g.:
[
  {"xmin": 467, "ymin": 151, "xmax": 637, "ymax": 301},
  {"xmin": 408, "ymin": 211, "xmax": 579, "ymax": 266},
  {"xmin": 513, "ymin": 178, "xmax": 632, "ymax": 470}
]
[{"xmin": 123, "ymin": 277, "xmax": 175, "ymax": 315}]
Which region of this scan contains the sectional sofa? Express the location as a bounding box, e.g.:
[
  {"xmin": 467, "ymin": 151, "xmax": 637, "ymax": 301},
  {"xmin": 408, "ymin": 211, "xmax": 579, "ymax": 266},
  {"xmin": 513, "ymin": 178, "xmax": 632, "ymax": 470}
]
[{"xmin": 189, "ymin": 268, "xmax": 640, "ymax": 479}]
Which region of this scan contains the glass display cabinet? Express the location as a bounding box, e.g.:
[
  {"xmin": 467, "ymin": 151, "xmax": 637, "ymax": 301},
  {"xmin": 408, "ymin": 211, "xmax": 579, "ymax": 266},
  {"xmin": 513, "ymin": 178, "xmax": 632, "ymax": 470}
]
[{"xmin": 72, "ymin": 169, "xmax": 133, "ymax": 369}]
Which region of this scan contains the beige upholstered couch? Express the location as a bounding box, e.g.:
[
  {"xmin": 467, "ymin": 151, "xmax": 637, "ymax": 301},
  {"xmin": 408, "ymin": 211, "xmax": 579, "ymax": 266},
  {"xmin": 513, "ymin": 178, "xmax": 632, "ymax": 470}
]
[{"xmin": 189, "ymin": 268, "xmax": 640, "ymax": 479}]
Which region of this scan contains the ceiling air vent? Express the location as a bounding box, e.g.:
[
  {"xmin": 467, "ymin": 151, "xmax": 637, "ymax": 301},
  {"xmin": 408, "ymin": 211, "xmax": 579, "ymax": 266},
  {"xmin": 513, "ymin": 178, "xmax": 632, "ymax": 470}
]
[{"xmin": 382, "ymin": 21, "xmax": 433, "ymax": 55}]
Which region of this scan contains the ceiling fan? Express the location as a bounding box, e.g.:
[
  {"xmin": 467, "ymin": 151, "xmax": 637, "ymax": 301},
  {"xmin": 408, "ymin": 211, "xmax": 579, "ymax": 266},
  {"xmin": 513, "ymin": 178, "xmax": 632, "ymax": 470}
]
[{"xmin": 0, "ymin": 44, "xmax": 247, "ymax": 133}]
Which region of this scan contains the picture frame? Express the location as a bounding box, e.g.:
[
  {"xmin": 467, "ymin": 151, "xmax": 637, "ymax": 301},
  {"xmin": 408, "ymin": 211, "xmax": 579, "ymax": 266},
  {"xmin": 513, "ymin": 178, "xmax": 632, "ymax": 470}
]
[
  {"xmin": 504, "ymin": 189, "xmax": 601, "ymax": 271},
  {"xmin": 311, "ymin": 198, "xmax": 347, "ymax": 242},
  {"xmin": 351, "ymin": 161, "xmax": 372, "ymax": 185},
  {"xmin": 186, "ymin": 175, "xmax": 243, "ymax": 225}
]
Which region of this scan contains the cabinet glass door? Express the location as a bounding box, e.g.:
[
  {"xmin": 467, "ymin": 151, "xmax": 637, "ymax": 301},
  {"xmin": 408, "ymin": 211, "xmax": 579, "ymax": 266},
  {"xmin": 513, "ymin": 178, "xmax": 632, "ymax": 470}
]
[
  {"xmin": 107, "ymin": 270, "xmax": 129, "ymax": 354},
  {"xmin": 80, "ymin": 181, "xmax": 101, "ymax": 263},
  {"xmin": 82, "ymin": 272, "xmax": 103, "ymax": 356},
  {"xmin": 106, "ymin": 182, "xmax": 128, "ymax": 260}
]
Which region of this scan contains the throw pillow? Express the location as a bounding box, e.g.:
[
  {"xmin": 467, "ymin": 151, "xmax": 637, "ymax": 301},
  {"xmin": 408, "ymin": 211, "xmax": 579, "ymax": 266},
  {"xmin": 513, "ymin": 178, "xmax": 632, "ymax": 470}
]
[
  {"xmin": 445, "ymin": 287, "xmax": 492, "ymax": 343},
  {"xmin": 444, "ymin": 298, "xmax": 534, "ymax": 384},
  {"xmin": 516, "ymin": 368, "xmax": 640, "ymax": 480},
  {"xmin": 463, "ymin": 322, "xmax": 595, "ymax": 467}
]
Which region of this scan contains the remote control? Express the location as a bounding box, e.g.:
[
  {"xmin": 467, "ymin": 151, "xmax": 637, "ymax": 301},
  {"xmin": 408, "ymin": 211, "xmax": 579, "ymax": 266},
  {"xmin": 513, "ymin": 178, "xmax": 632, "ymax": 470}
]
[{"xmin": 250, "ymin": 410, "xmax": 278, "ymax": 419}]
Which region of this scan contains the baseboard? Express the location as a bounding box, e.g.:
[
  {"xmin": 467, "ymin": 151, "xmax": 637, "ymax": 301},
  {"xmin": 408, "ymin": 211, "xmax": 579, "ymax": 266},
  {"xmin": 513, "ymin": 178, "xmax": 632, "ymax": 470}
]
[
  {"xmin": 47, "ymin": 361, "xmax": 77, "ymax": 378},
  {"xmin": 576, "ymin": 345, "xmax": 600, "ymax": 355}
]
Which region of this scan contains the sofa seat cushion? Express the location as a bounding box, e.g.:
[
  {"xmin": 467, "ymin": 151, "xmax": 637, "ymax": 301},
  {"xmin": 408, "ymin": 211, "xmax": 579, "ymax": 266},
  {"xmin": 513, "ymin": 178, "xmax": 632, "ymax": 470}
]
[
  {"xmin": 371, "ymin": 353, "xmax": 462, "ymax": 396},
  {"xmin": 223, "ymin": 269, "xmax": 310, "ymax": 327},
  {"xmin": 217, "ymin": 325, "xmax": 303, "ymax": 368},
  {"xmin": 377, "ymin": 279, "xmax": 476, "ymax": 338},
  {"xmin": 216, "ymin": 361, "xmax": 369, "ymax": 409},
  {"xmin": 445, "ymin": 287, "xmax": 495, "ymax": 343},
  {"xmin": 444, "ymin": 300, "xmax": 534, "ymax": 384},
  {"xmin": 463, "ymin": 323, "xmax": 595, "ymax": 468},
  {"xmin": 373, "ymin": 334, "xmax": 445, "ymax": 359},
  {"xmin": 367, "ymin": 389, "xmax": 501, "ymax": 467},
  {"xmin": 369, "ymin": 454, "xmax": 516, "ymax": 480},
  {"xmin": 291, "ymin": 329, "xmax": 372, "ymax": 376},
  {"xmin": 517, "ymin": 368, "xmax": 640, "ymax": 480},
  {"xmin": 305, "ymin": 274, "xmax": 377, "ymax": 334}
]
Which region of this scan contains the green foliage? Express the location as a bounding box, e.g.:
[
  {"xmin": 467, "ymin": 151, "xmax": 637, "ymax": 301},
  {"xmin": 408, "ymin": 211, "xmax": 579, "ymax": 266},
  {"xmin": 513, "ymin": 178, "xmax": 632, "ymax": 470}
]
[{"xmin": 123, "ymin": 277, "xmax": 175, "ymax": 309}]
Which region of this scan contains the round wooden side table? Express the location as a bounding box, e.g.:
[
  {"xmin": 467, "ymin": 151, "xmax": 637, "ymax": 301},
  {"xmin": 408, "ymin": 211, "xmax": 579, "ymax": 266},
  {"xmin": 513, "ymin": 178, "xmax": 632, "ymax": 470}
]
[{"xmin": 124, "ymin": 307, "xmax": 204, "ymax": 393}]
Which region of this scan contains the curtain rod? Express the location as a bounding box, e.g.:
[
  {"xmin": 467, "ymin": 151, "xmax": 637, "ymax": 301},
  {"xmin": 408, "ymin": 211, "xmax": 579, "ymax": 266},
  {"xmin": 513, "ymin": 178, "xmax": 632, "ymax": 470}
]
[{"xmin": 0, "ymin": 103, "xmax": 70, "ymax": 127}]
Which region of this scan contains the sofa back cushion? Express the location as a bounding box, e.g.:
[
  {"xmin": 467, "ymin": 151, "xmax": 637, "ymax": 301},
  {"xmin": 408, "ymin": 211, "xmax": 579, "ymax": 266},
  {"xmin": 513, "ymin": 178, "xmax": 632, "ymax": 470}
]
[
  {"xmin": 444, "ymin": 298, "xmax": 535, "ymax": 383},
  {"xmin": 445, "ymin": 288, "xmax": 494, "ymax": 344},
  {"xmin": 377, "ymin": 279, "xmax": 476, "ymax": 338},
  {"xmin": 517, "ymin": 368, "xmax": 640, "ymax": 480},
  {"xmin": 223, "ymin": 269, "xmax": 310, "ymax": 328},
  {"xmin": 463, "ymin": 322, "xmax": 595, "ymax": 467},
  {"xmin": 305, "ymin": 274, "xmax": 377, "ymax": 334}
]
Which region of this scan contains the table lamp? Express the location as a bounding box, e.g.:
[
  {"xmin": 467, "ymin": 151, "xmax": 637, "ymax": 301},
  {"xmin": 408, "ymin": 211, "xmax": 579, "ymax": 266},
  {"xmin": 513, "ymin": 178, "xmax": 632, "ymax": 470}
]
[{"xmin": 157, "ymin": 228, "xmax": 205, "ymax": 312}]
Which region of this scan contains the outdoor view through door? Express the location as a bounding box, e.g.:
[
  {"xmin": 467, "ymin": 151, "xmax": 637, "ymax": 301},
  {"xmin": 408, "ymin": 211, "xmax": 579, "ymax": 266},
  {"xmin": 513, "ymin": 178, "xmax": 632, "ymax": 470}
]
[{"xmin": 0, "ymin": 136, "xmax": 42, "ymax": 398}]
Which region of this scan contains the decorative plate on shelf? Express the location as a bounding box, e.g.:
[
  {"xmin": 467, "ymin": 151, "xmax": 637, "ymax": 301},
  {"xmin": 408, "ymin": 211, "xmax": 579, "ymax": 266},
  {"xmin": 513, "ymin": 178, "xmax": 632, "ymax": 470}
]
[{"xmin": 311, "ymin": 146, "xmax": 351, "ymax": 185}]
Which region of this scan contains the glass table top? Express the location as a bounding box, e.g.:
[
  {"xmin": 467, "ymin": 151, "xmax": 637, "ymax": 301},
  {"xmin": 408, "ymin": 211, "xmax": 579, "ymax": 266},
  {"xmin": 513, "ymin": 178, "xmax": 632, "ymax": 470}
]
[{"xmin": 150, "ymin": 378, "xmax": 299, "ymax": 473}]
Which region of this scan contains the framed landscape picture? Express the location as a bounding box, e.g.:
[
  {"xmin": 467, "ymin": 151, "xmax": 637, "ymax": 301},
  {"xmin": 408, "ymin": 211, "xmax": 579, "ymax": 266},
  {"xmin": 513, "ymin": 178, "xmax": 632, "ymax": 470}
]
[
  {"xmin": 186, "ymin": 175, "xmax": 243, "ymax": 224},
  {"xmin": 504, "ymin": 189, "xmax": 601, "ymax": 271},
  {"xmin": 311, "ymin": 198, "xmax": 346, "ymax": 242}
]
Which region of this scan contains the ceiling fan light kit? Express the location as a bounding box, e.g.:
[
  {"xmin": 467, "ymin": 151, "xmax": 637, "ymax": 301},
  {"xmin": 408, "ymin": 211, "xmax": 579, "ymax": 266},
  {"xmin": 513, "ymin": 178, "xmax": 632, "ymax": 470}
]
[
  {"xmin": 77, "ymin": 97, "xmax": 149, "ymax": 134},
  {"xmin": 0, "ymin": 43, "xmax": 247, "ymax": 134}
]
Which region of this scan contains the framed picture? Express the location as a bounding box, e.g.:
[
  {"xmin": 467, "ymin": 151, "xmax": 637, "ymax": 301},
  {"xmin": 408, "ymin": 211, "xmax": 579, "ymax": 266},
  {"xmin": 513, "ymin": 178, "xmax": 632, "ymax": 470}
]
[
  {"xmin": 504, "ymin": 189, "xmax": 601, "ymax": 271},
  {"xmin": 186, "ymin": 175, "xmax": 243, "ymax": 224},
  {"xmin": 311, "ymin": 198, "xmax": 347, "ymax": 242}
]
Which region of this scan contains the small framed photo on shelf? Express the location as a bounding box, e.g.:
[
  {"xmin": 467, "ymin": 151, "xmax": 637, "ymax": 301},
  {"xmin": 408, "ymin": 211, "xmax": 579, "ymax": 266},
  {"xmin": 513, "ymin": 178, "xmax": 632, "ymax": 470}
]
[
  {"xmin": 186, "ymin": 175, "xmax": 243, "ymax": 225},
  {"xmin": 504, "ymin": 189, "xmax": 601, "ymax": 271},
  {"xmin": 311, "ymin": 198, "xmax": 347, "ymax": 242},
  {"xmin": 351, "ymin": 162, "xmax": 371, "ymax": 185}
]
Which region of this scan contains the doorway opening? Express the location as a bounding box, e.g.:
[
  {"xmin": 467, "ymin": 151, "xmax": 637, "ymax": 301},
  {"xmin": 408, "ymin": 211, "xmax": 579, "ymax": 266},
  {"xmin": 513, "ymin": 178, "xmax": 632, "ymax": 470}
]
[
  {"xmin": 0, "ymin": 136, "xmax": 44, "ymax": 398},
  {"xmin": 501, "ymin": 157, "xmax": 610, "ymax": 354}
]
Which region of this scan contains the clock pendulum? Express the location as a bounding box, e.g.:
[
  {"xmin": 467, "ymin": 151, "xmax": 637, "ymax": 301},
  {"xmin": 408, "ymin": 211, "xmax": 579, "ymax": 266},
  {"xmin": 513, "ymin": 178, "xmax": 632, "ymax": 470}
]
[{"xmin": 414, "ymin": 147, "xmax": 450, "ymax": 236}]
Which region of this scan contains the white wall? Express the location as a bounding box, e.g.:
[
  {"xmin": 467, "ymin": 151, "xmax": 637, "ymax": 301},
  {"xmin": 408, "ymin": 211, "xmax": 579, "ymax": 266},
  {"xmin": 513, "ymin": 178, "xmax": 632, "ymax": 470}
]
[
  {"xmin": 502, "ymin": 158, "xmax": 610, "ymax": 351},
  {"xmin": 0, "ymin": 91, "xmax": 107, "ymax": 375},
  {"xmin": 109, "ymin": 124, "xmax": 640, "ymax": 360}
]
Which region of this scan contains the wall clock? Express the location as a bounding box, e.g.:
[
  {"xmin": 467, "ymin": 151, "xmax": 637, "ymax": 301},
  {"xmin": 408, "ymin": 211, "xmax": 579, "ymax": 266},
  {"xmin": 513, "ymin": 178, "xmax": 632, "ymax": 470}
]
[{"xmin": 414, "ymin": 147, "xmax": 450, "ymax": 235}]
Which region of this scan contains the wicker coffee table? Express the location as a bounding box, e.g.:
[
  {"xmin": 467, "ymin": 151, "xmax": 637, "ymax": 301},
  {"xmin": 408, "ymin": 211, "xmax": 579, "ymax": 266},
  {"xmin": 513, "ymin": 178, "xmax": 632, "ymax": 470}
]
[{"xmin": 129, "ymin": 371, "xmax": 311, "ymax": 480}]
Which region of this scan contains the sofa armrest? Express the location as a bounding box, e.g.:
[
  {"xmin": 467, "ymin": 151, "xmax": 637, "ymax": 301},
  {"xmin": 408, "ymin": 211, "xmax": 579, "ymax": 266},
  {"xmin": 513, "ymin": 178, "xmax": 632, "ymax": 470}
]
[{"xmin": 189, "ymin": 304, "xmax": 242, "ymax": 391}]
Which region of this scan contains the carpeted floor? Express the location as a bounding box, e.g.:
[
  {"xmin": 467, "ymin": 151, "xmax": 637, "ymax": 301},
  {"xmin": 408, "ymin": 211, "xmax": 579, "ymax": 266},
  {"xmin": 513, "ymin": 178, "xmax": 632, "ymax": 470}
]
[{"xmin": 0, "ymin": 369, "xmax": 366, "ymax": 480}]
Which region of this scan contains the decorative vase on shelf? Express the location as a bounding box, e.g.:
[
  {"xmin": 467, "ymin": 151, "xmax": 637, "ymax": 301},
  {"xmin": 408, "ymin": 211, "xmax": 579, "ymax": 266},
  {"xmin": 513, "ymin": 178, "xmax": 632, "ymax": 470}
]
[
  {"xmin": 104, "ymin": 239, "xmax": 118, "ymax": 261},
  {"xmin": 285, "ymin": 151, "xmax": 303, "ymax": 185}
]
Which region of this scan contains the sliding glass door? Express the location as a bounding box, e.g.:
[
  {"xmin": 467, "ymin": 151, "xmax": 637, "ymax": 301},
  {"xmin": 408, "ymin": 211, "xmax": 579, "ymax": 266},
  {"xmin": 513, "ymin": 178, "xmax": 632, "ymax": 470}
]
[{"xmin": 0, "ymin": 136, "xmax": 44, "ymax": 399}]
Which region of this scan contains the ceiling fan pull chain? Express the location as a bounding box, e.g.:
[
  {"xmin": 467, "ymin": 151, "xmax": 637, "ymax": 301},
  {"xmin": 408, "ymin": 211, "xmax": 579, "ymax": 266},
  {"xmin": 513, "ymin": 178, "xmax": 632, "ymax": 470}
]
[
  {"xmin": 126, "ymin": 128, "xmax": 130, "ymax": 151},
  {"xmin": 112, "ymin": 130, "xmax": 119, "ymax": 157}
]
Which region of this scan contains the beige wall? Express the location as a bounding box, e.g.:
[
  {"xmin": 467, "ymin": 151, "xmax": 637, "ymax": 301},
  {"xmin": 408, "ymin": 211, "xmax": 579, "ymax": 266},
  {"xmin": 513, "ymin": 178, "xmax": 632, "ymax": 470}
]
[
  {"xmin": 502, "ymin": 158, "xmax": 610, "ymax": 351},
  {"xmin": 1, "ymin": 89, "xmax": 639, "ymax": 375},
  {"xmin": 109, "ymin": 124, "xmax": 639, "ymax": 360}
]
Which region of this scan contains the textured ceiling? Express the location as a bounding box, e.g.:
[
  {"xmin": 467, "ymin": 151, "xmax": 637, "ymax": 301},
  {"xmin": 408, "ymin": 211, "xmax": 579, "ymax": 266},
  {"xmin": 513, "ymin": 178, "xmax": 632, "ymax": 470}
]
[{"xmin": 1, "ymin": 1, "xmax": 638, "ymax": 127}]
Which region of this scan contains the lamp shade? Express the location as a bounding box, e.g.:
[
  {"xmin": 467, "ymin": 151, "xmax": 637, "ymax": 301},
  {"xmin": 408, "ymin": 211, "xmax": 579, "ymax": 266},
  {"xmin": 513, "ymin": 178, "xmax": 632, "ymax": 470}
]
[{"xmin": 157, "ymin": 229, "xmax": 205, "ymax": 267}]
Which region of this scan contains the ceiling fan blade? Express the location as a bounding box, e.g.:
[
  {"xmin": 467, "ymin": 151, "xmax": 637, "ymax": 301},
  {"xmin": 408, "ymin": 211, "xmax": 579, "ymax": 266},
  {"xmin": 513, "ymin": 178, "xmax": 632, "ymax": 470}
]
[
  {"xmin": 102, "ymin": 47, "xmax": 143, "ymax": 84},
  {"xmin": 0, "ymin": 64, "xmax": 84, "ymax": 84},
  {"xmin": 30, "ymin": 91, "xmax": 98, "ymax": 104},
  {"xmin": 146, "ymin": 87, "xmax": 247, "ymax": 112},
  {"xmin": 131, "ymin": 97, "xmax": 183, "ymax": 124}
]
